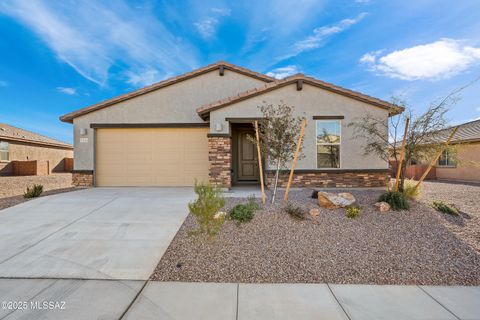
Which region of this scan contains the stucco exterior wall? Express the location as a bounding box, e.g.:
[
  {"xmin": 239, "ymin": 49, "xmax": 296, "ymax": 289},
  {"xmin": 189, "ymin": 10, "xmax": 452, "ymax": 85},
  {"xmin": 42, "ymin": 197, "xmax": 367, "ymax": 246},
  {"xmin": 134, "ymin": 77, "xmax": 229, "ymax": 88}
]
[
  {"xmin": 436, "ymin": 142, "xmax": 480, "ymax": 182},
  {"xmin": 72, "ymin": 70, "xmax": 266, "ymax": 170},
  {"xmin": 0, "ymin": 140, "xmax": 73, "ymax": 175},
  {"xmin": 209, "ymin": 83, "xmax": 389, "ymax": 170}
]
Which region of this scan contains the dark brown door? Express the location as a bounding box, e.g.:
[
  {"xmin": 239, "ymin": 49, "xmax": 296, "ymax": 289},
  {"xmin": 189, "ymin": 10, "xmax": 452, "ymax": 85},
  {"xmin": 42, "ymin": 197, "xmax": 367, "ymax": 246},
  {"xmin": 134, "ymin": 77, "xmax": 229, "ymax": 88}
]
[{"xmin": 237, "ymin": 130, "xmax": 259, "ymax": 181}]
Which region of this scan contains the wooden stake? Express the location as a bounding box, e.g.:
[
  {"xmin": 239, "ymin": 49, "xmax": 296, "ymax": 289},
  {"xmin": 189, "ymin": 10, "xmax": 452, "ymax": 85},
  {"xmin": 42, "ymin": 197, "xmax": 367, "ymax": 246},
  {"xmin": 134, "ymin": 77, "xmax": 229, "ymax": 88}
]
[
  {"xmin": 394, "ymin": 118, "xmax": 410, "ymax": 191},
  {"xmin": 414, "ymin": 126, "xmax": 459, "ymax": 191},
  {"xmin": 254, "ymin": 121, "xmax": 266, "ymax": 205},
  {"xmin": 283, "ymin": 119, "xmax": 307, "ymax": 204}
]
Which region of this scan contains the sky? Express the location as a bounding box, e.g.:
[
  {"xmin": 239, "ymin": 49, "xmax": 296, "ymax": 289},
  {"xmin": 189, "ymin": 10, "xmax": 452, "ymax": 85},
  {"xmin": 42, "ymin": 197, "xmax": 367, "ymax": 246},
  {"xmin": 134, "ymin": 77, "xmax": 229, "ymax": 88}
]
[{"xmin": 0, "ymin": 0, "xmax": 479, "ymax": 144}]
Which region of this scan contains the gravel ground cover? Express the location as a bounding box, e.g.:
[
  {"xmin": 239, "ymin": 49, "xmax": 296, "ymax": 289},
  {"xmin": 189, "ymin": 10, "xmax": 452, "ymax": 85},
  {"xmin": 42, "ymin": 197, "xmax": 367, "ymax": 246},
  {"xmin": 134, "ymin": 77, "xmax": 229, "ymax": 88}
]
[
  {"xmin": 152, "ymin": 185, "xmax": 480, "ymax": 285},
  {"xmin": 0, "ymin": 173, "xmax": 73, "ymax": 198},
  {"xmin": 0, "ymin": 173, "xmax": 76, "ymax": 210},
  {"xmin": 419, "ymin": 180, "xmax": 480, "ymax": 253}
]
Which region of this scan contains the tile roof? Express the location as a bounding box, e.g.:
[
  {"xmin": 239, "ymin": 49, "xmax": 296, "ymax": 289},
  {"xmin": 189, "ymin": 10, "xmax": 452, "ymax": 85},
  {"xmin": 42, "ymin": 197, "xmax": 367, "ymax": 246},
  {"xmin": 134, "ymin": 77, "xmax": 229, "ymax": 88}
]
[
  {"xmin": 60, "ymin": 61, "xmax": 275, "ymax": 123},
  {"xmin": 196, "ymin": 74, "xmax": 403, "ymax": 119},
  {"xmin": 0, "ymin": 123, "xmax": 73, "ymax": 149},
  {"xmin": 438, "ymin": 119, "xmax": 480, "ymax": 143}
]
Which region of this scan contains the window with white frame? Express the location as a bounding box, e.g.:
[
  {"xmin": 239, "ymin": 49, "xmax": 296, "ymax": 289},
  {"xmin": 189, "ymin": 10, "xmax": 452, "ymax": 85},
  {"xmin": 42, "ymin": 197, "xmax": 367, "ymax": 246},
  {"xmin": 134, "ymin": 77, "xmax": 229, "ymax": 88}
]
[
  {"xmin": 437, "ymin": 149, "xmax": 456, "ymax": 167},
  {"xmin": 316, "ymin": 120, "xmax": 340, "ymax": 168},
  {"xmin": 0, "ymin": 141, "xmax": 9, "ymax": 161}
]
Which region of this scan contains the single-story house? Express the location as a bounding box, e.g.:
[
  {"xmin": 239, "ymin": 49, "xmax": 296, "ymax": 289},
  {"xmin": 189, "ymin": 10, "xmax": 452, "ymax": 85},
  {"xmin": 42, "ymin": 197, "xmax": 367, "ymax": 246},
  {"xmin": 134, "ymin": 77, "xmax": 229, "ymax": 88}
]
[
  {"xmin": 60, "ymin": 61, "xmax": 402, "ymax": 188},
  {"xmin": 0, "ymin": 123, "xmax": 73, "ymax": 175},
  {"xmin": 432, "ymin": 119, "xmax": 480, "ymax": 182},
  {"xmin": 390, "ymin": 119, "xmax": 480, "ymax": 183}
]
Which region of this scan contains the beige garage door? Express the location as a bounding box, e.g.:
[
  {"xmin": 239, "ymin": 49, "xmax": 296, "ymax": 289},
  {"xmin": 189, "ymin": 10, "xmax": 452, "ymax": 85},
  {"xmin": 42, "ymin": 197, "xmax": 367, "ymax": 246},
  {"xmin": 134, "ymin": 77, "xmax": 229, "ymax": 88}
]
[{"xmin": 95, "ymin": 128, "xmax": 209, "ymax": 186}]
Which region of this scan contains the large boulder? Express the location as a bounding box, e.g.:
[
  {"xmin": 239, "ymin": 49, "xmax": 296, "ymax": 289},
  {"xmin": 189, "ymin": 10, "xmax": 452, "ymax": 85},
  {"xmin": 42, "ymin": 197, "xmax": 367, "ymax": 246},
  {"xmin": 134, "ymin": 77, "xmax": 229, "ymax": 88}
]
[{"xmin": 317, "ymin": 192, "xmax": 356, "ymax": 209}]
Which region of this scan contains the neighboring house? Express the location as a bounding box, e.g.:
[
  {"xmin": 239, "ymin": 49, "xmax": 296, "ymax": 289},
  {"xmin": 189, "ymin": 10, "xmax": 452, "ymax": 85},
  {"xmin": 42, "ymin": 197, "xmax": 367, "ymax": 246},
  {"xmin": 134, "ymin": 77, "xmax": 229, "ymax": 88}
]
[
  {"xmin": 390, "ymin": 119, "xmax": 480, "ymax": 183},
  {"xmin": 434, "ymin": 119, "xmax": 480, "ymax": 182},
  {"xmin": 60, "ymin": 61, "xmax": 401, "ymax": 188},
  {"xmin": 0, "ymin": 123, "xmax": 73, "ymax": 175}
]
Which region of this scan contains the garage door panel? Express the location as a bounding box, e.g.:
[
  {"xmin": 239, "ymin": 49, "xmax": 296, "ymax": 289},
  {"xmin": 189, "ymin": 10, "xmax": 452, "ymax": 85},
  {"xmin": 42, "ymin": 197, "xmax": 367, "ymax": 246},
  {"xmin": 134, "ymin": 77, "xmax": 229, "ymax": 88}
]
[{"xmin": 96, "ymin": 128, "xmax": 209, "ymax": 187}]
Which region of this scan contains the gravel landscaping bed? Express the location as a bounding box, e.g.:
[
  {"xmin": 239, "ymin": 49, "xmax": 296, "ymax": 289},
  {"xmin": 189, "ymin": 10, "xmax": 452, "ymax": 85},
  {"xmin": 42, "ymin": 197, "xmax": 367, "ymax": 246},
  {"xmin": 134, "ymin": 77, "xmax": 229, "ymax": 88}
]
[
  {"xmin": 152, "ymin": 186, "xmax": 480, "ymax": 285},
  {"xmin": 419, "ymin": 180, "xmax": 480, "ymax": 253},
  {"xmin": 0, "ymin": 173, "xmax": 77, "ymax": 210},
  {"xmin": 0, "ymin": 173, "xmax": 73, "ymax": 198}
]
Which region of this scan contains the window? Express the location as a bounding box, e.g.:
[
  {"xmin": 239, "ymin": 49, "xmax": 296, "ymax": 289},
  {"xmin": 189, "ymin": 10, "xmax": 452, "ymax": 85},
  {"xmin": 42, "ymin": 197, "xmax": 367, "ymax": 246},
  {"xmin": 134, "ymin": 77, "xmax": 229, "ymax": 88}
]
[
  {"xmin": 0, "ymin": 141, "xmax": 9, "ymax": 161},
  {"xmin": 437, "ymin": 149, "xmax": 456, "ymax": 167},
  {"xmin": 316, "ymin": 120, "xmax": 340, "ymax": 168}
]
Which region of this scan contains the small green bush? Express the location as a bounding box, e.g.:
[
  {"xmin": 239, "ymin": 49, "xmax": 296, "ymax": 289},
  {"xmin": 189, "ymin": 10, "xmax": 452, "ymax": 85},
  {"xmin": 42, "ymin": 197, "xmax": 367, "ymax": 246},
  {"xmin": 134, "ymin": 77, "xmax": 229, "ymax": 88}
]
[
  {"xmin": 284, "ymin": 203, "xmax": 307, "ymax": 220},
  {"xmin": 345, "ymin": 205, "xmax": 361, "ymax": 218},
  {"xmin": 188, "ymin": 182, "xmax": 225, "ymax": 237},
  {"xmin": 402, "ymin": 179, "xmax": 420, "ymax": 200},
  {"xmin": 229, "ymin": 195, "xmax": 261, "ymax": 224},
  {"xmin": 432, "ymin": 201, "xmax": 458, "ymax": 215},
  {"xmin": 378, "ymin": 191, "xmax": 410, "ymax": 211},
  {"xmin": 24, "ymin": 184, "xmax": 43, "ymax": 199}
]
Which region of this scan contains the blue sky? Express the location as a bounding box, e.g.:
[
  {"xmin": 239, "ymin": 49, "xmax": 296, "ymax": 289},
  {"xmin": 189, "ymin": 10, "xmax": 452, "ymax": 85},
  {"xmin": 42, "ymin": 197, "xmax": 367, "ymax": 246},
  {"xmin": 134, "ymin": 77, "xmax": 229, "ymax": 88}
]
[{"xmin": 1, "ymin": 0, "xmax": 479, "ymax": 144}]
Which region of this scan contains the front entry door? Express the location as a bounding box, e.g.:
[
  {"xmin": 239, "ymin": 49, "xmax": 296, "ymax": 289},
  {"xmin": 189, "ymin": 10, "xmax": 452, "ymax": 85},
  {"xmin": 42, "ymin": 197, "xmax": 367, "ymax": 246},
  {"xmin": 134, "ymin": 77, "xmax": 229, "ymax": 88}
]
[{"xmin": 237, "ymin": 130, "xmax": 259, "ymax": 181}]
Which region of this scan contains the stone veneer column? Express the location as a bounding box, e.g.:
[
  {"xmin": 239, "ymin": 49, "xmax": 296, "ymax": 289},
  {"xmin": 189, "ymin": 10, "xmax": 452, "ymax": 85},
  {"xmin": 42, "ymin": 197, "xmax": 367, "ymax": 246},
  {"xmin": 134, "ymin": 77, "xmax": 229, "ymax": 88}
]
[
  {"xmin": 72, "ymin": 171, "xmax": 94, "ymax": 187},
  {"xmin": 208, "ymin": 135, "xmax": 232, "ymax": 188}
]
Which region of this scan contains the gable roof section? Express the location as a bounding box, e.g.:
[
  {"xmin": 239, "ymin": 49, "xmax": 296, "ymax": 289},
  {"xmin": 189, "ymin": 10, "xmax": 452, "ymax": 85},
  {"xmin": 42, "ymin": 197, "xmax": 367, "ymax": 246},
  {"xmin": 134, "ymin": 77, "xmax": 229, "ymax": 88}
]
[
  {"xmin": 197, "ymin": 74, "xmax": 403, "ymax": 119},
  {"xmin": 60, "ymin": 61, "xmax": 275, "ymax": 123},
  {"xmin": 0, "ymin": 123, "xmax": 72, "ymax": 149}
]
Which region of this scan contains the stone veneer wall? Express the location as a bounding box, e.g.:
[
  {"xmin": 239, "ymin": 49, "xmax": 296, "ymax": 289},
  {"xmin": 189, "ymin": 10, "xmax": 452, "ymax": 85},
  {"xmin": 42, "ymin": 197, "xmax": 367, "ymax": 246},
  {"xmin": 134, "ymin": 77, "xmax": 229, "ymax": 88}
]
[
  {"xmin": 72, "ymin": 171, "xmax": 94, "ymax": 187},
  {"xmin": 266, "ymin": 170, "xmax": 390, "ymax": 188},
  {"xmin": 208, "ymin": 135, "xmax": 232, "ymax": 188}
]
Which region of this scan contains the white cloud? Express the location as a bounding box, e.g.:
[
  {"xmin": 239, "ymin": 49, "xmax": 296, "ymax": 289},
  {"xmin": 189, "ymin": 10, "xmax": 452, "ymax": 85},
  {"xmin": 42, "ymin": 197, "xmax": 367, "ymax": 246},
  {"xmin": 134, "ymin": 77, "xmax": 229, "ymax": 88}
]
[
  {"xmin": 0, "ymin": 0, "xmax": 198, "ymax": 86},
  {"xmin": 0, "ymin": 80, "xmax": 8, "ymax": 87},
  {"xmin": 266, "ymin": 65, "xmax": 301, "ymax": 79},
  {"xmin": 211, "ymin": 8, "xmax": 231, "ymax": 16},
  {"xmin": 56, "ymin": 87, "xmax": 76, "ymax": 95},
  {"xmin": 194, "ymin": 17, "xmax": 220, "ymax": 39},
  {"xmin": 125, "ymin": 68, "xmax": 168, "ymax": 87},
  {"xmin": 280, "ymin": 12, "xmax": 368, "ymax": 60},
  {"xmin": 361, "ymin": 39, "xmax": 480, "ymax": 80},
  {"xmin": 476, "ymin": 107, "xmax": 480, "ymax": 112},
  {"xmin": 194, "ymin": 7, "xmax": 231, "ymax": 39}
]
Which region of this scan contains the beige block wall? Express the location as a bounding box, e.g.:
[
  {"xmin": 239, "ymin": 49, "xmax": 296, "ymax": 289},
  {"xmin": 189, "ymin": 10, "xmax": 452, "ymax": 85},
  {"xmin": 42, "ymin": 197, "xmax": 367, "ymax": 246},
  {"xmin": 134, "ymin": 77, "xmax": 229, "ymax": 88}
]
[
  {"xmin": 72, "ymin": 70, "xmax": 266, "ymax": 170},
  {"xmin": 436, "ymin": 142, "xmax": 480, "ymax": 182},
  {"xmin": 0, "ymin": 140, "xmax": 73, "ymax": 175},
  {"xmin": 209, "ymin": 83, "xmax": 390, "ymax": 170}
]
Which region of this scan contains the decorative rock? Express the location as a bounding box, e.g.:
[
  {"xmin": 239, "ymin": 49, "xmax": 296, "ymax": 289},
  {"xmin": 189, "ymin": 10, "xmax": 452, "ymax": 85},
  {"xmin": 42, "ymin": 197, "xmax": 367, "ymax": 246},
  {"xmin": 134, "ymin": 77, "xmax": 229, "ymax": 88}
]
[
  {"xmin": 309, "ymin": 208, "xmax": 320, "ymax": 217},
  {"xmin": 375, "ymin": 202, "xmax": 390, "ymax": 212},
  {"xmin": 317, "ymin": 192, "xmax": 356, "ymax": 209},
  {"xmin": 214, "ymin": 211, "xmax": 227, "ymax": 219}
]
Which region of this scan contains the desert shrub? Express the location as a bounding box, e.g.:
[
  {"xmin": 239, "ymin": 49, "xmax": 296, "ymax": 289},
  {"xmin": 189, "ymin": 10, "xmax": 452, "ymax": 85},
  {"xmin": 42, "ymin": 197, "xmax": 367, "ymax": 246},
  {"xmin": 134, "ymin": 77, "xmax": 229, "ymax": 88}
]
[
  {"xmin": 402, "ymin": 179, "xmax": 421, "ymax": 200},
  {"xmin": 378, "ymin": 191, "xmax": 410, "ymax": 211},
  {"xmin": 230, "ymin": 204, "xmax": 255, "ymax": 224},
  {"xmin": 188, "ymin": 182, "xmax": 225, "ymax": 237},
  {"xmin": 229, "ymin": 195, "xmax": 261, "ymax": 224},
  {"xmin": 24, "ymin": 184, "xmax": 43, "ymax": 199},
  {"xmin": 432, "ymin": 201, "xmax": 458, "ymax": 215},
  {"xmin": 345, "ymin": 205, "xmax": 361, "ymax": 218},
  {"xmin": 246, "ymin": 195, "xmax": 261, "ymax": 211},
  {"xmin": 284, "ymin": 203, "xmax": 307, "ymax": 220}
]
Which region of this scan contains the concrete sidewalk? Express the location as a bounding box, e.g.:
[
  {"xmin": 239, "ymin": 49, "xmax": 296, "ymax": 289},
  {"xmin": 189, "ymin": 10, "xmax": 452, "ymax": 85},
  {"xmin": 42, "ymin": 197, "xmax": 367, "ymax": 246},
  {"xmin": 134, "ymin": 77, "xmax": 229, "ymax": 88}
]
[{"xmin": 2, "ymin": 280, "xmax": 479, "ymax": 319}]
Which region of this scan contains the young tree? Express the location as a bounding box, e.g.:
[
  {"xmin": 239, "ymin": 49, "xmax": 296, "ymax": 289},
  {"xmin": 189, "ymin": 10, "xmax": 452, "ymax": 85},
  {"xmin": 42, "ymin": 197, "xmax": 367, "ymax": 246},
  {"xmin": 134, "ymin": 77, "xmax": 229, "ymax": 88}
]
[
  {"xmin": 254, "ymin": 101, "xmax": 305, "ymax": 204},
  {"xmin": 348, "ymin": 87, "xmax": 468, "ymax": 192}
]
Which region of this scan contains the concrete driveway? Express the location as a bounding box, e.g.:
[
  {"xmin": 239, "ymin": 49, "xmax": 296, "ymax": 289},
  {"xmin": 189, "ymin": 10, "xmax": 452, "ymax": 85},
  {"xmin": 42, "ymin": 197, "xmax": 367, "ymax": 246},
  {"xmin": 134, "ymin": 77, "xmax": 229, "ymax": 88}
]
[{"xmin": 0, "ymin": 188, "xmax": 193, "ymax": 280}]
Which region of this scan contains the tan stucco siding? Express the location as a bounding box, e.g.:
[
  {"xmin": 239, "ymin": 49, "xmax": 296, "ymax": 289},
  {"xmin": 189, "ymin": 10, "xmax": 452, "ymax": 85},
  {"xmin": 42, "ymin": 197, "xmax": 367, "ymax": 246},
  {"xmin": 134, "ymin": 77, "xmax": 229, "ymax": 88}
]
[
  {"xmin": 0, "ymin": 140, "xmax": 73, "ymax": 175},
  {"xmin": 209, "ymin": 83, "xmax": 389, "ymax": 170},
  {"xmin": 436, "ymin": 142, "xmax": 480, "ymax": 182},
  {"xmin": 73, "ymin": 70, "xmax": 266, "ymax": 170}
]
